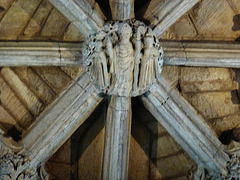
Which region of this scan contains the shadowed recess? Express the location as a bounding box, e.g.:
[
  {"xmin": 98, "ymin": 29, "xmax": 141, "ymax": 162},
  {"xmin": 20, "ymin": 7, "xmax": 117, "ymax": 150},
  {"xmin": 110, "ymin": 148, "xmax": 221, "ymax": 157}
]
[
  {"xmin": 7, "ymin": 126, "xmax": 22, "ymax": 142},
  {"xmin": 95, "ymin": 0, "xmax": 112, "ymax": 20},
  {"xmin": 232, "ymin": 14, "xmax": 240, "ymax": 31},
  {"xmin": 0, "ymin": 6, "xmax": 4, "ymax": 13}
]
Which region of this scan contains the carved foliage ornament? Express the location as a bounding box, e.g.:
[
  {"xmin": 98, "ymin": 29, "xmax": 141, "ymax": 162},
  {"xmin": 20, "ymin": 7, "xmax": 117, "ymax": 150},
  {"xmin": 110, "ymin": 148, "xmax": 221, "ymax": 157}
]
[
  {"xmin": 189, "ymin": 154, "xmax": 240, "ymax": 180},
  {"xmin": 83, "ymin": 19, "xmax": 164, "ymax": 97},
  {"xmin": 0, "ymin": 130, "xmax": 48, "ymax": 180}
]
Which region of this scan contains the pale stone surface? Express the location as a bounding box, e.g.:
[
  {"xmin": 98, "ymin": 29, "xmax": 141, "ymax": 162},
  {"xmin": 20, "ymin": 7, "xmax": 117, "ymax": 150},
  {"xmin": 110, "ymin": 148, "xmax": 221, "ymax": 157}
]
[
  {"xmin": 185, "ymin": 92, "xmax": 240, "ymax": 119},
  {"xmin": 1, "ymin": 67, "xmax": 43, "ymax": 116},
  {"xmin": 60, "ymin": 67, "xmax": 84, "ymax": 80},
  {"xmin": 181, "ymin": 67, "xmax": 237, "ymax": 92},
  {"xmin": 84, "ymin": 20, "xmax": 163, "ymax": 97},
  {"xmin": 41, "ymin": 9, "xmax": 69, "ymax": 38},
  {"xmin": 212, "ymin": 113, "xmax": 240, "ymax": 134},
  {"xmin": 161, "ymin": 66, "xmax": 180, "ymax": 88},
  {"xmin": 63, "ymin": 23, "xmax": 85, "ymax": 41},
  {"xmin": 23, "ymin": 0, "xmax": 52, "ymax": 38},
  {"xmin": 0, "ymin": 76, "xmax": 32, "ymax": 128},
  {"xmin": 33, "ymin": 67, "xmax": 72, "ymax": 94},
  {"xmin": 161, "ymin": 14, "xmax": 197, "ymax": 40},
  {"xmin": 14, "ymin": 67, "xmax": 56, "ymax": 104}
]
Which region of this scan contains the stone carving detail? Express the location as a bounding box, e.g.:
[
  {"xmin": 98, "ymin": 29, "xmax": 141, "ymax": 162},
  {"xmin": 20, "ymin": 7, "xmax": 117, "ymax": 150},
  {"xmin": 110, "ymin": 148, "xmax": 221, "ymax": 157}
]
[
  {"xmin": 0, "ymin": 151, "xmax": 38, "ymax": 180},
  {"xmin": 84, "ymin": 19, "xmax": 164, "ymax": 97},
  {"xmin": 189, "ymin": 154, "xmax": 240, "ymax": 180},
  {"xmin": 0, "ymin": 129, "xmax": 48, "ymax": 180}
]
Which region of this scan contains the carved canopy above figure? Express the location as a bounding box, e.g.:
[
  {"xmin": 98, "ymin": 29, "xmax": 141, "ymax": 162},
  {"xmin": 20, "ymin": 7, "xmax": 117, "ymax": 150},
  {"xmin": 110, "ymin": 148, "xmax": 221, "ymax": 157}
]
[{"xmin": 83, "ymin": 20, "xmax": 164, "ymax": 97}]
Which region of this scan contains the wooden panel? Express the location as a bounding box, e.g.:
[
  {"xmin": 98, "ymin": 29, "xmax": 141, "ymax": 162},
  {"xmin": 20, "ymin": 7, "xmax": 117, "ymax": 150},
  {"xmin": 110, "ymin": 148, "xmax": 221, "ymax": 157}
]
[
  {"xmin": 0, "ymin": 0, "xmax": 41, "ymax": 40},
  {"xmin": 33, "ymin": 67, "xmax": 72, "ymax": 94},
  {"xmin": 14, "ymin": 67, "xmax": 56, "ymax": 104},
  {"xmin": 41, "ymin": 9, "xmax": 69, "ymax": 39},
  {"xmin": 22, "ymin": 0, "xmax": 52, "ymax": 39},
  {"xmin": 0, "ymin": 76, "xmax": 33, "ymax": 129},
  {"xmin": 1, "ymin": 67, "xmax": 43, "ymax": 116}
]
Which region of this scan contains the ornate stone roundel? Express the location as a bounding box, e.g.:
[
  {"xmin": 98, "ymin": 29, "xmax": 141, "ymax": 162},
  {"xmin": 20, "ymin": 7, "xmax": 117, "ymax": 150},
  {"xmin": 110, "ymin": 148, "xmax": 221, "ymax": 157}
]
[{"xmin": 83, "ymin": 19, "xmax": 164, "ymax": 97}]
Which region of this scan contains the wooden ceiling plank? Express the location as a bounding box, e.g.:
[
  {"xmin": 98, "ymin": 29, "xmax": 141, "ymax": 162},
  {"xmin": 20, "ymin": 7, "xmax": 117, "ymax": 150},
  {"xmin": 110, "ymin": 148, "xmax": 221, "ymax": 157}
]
[
  {"xmin": 102, "ymin": 96, "xmax": 132, "ymax": 180},
  {"xmin": 48, "ymin": 0, "xmax": 106, "ymax": 36},
  {"xmin": 137, "ymin": 0, "xmax": 199, "ymax": 38},
  {"xmin": 162, "ymin": 40, "xmax": 240, "ymax": 68},
  {"xmin": 109, "ymin": 0, "xmax": 134, "ymax": 20},
  {"xmin": 0, "ymin": 42, "xmax": 83, "ymax": 67},
  {"xmin": 140, "ymin": 76, "xmax": 230, "ymax": 175},
  {"xmin": 20, "ymin": 72, "xmax": 103, "ymax": 166}
]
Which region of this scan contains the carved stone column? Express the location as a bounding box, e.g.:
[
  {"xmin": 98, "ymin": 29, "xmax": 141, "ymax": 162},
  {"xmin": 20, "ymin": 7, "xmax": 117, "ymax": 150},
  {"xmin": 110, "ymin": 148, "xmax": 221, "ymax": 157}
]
[
  {"xmin": 102, "ymin": 96, "xmax": 131, "ymax": 179},
  {"xmin": 83, "ymin": 19, "xmax": 163, "ymax": 179}
]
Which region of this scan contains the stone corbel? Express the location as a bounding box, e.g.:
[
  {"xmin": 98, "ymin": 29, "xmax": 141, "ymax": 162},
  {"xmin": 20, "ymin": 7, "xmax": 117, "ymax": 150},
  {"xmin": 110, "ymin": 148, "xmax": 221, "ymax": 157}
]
[{"xmin": 0, "ymin": 129, "xmax": 49, "ymax": 180}]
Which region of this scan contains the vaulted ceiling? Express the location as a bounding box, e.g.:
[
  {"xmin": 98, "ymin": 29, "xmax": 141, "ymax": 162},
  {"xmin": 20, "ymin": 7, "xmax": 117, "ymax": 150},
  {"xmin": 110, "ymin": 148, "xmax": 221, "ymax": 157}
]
[{"xmin": 0, "ymin": 0, "xmax": 240, "ymax": 179}]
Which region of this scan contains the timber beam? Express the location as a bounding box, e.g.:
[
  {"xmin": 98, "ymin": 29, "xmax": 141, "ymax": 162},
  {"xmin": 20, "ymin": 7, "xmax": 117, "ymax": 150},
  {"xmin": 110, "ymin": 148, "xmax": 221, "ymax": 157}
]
[
  {"xmin": 140, "ymin": 76, "xmax": 230, "ymax": 176},
  {"xmin": 137, "ymin": 0, "xmax": 199, "ymax": 38},
  {"xmin": 102, "ymin": 96, "xmax": 132, "ymax": 180},
  {"xmin": 162, "ymin": 41, "xmax": 240, "ymax": 68}
]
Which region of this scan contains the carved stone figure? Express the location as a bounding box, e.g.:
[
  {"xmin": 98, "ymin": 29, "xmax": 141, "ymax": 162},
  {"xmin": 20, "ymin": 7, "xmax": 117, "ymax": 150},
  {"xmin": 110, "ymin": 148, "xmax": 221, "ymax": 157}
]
[{"xmin": 83, "ymin": 19, "xmax": 164, "ymax": 97}]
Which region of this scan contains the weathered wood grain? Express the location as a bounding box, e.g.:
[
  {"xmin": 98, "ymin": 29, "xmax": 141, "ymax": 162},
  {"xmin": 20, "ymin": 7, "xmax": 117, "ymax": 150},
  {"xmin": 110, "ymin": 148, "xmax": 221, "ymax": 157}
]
[
  {"xmin": 0, "ymin": 42, "xmax": 83, "ymax": 67},
  {"xmin": 48, "ymin": 0, "xmax": 106, "ymax": 36},
  {"xmin": 140, "ymin": 76, "xmax": 230, "ymax": 175},
  {"xmin": 21, "ymin": 72, "xmax": 103, "ymax": 165},
  {"xmin": 109, "ymin": 0, "xmax": 134, "ymax": 20},
  {"xmin": 163, "ymin": 41, "xmax": 240, "ymax": 68},
  {"xmin": 137, "ymin": 0, "xmax": 199, "ymax": 38},
  {"xmin": 102, "ymin": 96, "xmax": 132, "ymax": 180}
]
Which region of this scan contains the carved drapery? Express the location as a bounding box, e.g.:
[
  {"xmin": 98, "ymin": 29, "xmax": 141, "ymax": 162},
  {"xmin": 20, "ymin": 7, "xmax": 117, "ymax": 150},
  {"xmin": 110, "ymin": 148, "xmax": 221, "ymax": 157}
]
[
  {"xmin": 0, "ymin": 130, "xmax": 48, "ymax": 180},
  {"xmin": 83, "ymin": 19, "xmax": 164, "ymax": 97}
]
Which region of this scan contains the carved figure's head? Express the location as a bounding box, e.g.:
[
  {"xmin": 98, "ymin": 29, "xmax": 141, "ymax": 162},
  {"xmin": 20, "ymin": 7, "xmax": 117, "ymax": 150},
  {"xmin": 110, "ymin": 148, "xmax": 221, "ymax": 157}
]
[
  {"xmin": 144, "ymin": 29, "xmax": 154, "ymax": 47},
  {"xmin": 120, "ymin": 23, "xmax": 132, "ymax": 40}
]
